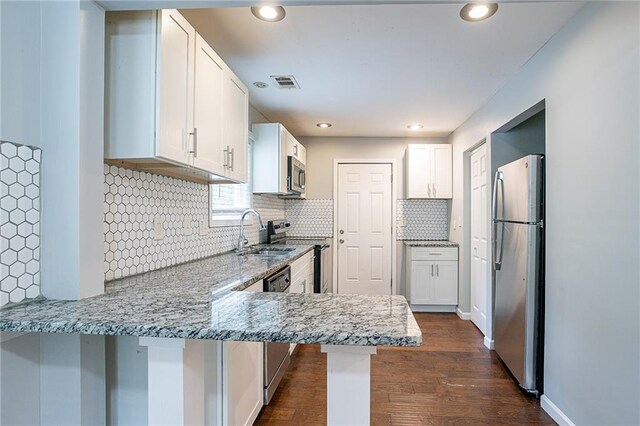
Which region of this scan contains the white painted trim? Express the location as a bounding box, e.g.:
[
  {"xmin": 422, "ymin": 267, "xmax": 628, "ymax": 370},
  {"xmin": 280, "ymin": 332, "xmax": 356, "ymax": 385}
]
[
  {"xmin": 541, "ymin": 395, "xmax": 576, "ymax": 426},
  {"xmin": 457, "ymin": 308, "xmax": 471, "ymax": 320},
  {"xmin": 332, "ymin": 159, "xmax": 398, "ymax": 295},
  {"xmin": 483, "ymin": 336, "xmax": 494, "ymax": 350},
  {"xmin": 410, "ymin": 305, "xmax": 457, "ymax": 313}
]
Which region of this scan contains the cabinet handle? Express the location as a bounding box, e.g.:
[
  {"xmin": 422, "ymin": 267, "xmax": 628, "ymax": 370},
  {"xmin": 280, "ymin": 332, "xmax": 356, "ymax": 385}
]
[
  {"xmin": 229, "ymin": 148, "xmax": 235, "ymax": 171},
  {"xmin": 433, "ymin": 183, "xmax": 436, "ymax": 198},
  {"xmin": 223, "ymin": 146, "xmax": 229, "ymax": 168},
  {"xmin": 188, "ymin": 128, "xmax": 198, "ymax": 157},
  {"xmin": 431, "ymin": 264, "xmax": 434, "ymax": 276},
  {"xmin": 428, "ymin": 183, "xmax": 431, "ymax": 198},
  {"xmin": 436, "ymin": 264, "xmax": 439, "ymax": 276},
  {"xmin": 294, "ymin": 144, "xmax": 298, "ymax": 156}
]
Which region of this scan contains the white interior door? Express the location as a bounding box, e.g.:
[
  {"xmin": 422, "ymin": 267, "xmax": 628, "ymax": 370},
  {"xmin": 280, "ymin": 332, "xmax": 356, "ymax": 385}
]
[
  {"xmin": 337, "ymin": 163, "xmax": 393, "ymax": 295},
  {"xmin": 470, "ymin": 144, "xmax": 489, "ymax": 334}
]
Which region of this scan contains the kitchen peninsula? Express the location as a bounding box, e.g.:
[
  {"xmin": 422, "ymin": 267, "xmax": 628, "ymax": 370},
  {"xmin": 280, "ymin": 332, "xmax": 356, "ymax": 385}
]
[{"xmin": 0, "ymin": 244, "xmax": 422, "ymax": 425}]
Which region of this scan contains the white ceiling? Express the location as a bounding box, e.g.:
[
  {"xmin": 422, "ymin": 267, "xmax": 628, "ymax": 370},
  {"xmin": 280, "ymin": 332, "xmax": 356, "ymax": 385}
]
[{"xmin": 181, "ymin": 2, "xmax": 583, "ymax": 138}]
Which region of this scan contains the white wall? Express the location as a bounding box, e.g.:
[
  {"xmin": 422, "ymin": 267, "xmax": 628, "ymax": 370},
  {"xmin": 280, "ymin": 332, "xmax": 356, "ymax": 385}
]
[
  {"xmin": 1, "ymin": 2, "xmax": 108, "ymax": 424},
  {"xmin": 448, "ymin": 2, "xmax": 639, "ymax": 424}
]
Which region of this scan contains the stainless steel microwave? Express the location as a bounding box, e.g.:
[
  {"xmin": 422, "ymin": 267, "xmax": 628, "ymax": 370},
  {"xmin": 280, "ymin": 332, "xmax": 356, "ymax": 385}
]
[{"xmin": 287, "ymin": 156, "xmax": 306, "ymax": 195}]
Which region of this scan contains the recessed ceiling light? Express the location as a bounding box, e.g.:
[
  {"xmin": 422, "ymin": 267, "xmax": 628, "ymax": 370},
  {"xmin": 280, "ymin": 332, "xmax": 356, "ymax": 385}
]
[
  {"xmin": 460, "ymin": 3, "xmax": 499, "ymax": 22},
  {"xmin": 253, "ymin": 81, "xmax": 269, "ymax": 88},
  {"xmin": 317, "ymin": 122, "xmax": 332, "ymax": 129},
  {"xmin": 251, "ymin": 6, "xmax": 286, "ymax": 22},
  {"xmin": 407, "ymin": 124, "xmax": 424, "ymax": 131}
]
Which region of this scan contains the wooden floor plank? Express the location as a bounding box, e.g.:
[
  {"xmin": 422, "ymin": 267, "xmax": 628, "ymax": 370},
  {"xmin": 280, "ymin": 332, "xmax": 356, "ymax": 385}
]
[{"xmin": 254, "ymin": 313, "xmax": 555, "ymax": 425}]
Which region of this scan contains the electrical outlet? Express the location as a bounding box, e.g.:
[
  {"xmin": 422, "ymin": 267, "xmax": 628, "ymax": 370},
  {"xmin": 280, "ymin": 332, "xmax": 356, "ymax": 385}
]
[
  {"xmin": 199, "ymin": 217, "xmax": 209, "ymax": 236},
  {"xmin": 183, "ymin": 216, "xmax": 193, "ymax": 236},
  {"xmin": 153, "ymin": 217, "xmax": 165, "ymax": 240}
]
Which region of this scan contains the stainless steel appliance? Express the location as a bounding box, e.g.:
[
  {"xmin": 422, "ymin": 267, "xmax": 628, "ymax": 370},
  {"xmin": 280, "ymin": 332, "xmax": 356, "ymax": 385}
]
[
  {"xmin": 263, "ymin": 266, "xmax": 291, "ymax": 404},
  {"xmin": 267, "ymin": 219, "xmax": 332, "ymax": 294},
  {"xmin": 492, "ymin": 154, "xmax": 545, "ymax": 395},
  {"xmin": 314, "ymin": 243, "xmax": 332, "ymax": 294},
  {"xmin": 287, "ymin": 156, "xmax": 306, "ymax": 195}
]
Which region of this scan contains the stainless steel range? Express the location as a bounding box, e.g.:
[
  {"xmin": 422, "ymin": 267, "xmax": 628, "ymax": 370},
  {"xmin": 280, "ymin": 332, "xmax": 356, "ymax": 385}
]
[{"xmin": 267, "ymin": 220, "xmax": 332, "ymax": 294}]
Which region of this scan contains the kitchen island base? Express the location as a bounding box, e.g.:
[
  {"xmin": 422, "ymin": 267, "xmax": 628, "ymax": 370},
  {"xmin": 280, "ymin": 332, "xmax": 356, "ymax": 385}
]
[{"xmin": 322, "ymin": 344, "xmax": 377, "ymax": 426}]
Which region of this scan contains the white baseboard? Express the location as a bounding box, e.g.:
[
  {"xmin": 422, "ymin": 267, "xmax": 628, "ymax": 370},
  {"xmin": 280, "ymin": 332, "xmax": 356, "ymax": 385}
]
[
  {"xmin": 456, "ymin": 308, "xmax": 471, "ymax": 320},
  {"xmin": 483, "ymin": 336, "xmax": 494, "ymax": 349},
  {"xmin": 410, "ymin": 305, "xmax": 456, "ymax": 313},
  {"xmin": 541, "ymin": 395, "xmax": 576, "ymax": 426}
]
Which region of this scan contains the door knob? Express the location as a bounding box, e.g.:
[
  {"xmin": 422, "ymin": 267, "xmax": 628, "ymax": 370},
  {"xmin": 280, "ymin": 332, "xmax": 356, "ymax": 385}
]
[
  {"xmin": 339, "ymin": 230, "xmax": 344, "ymax": 234},
  {"xmin": 339, "ymin": 239, "xmax": 344, "ymax": 244}
]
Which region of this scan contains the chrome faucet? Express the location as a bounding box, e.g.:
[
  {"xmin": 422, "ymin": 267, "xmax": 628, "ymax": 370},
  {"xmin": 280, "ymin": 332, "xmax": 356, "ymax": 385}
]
[{"xmin": 237, "ymin": 209, "xmax": 266, "ymax": 252}]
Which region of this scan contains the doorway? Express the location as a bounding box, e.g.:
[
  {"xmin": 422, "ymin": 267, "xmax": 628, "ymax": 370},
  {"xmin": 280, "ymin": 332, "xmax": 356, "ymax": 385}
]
[
  {"xmin": 470, "ymin": 143, "xmax": 489, "ymax": 334},
  {"xmin": 333, "ymin": 161, "xmax": 395, "ymax": 295}
]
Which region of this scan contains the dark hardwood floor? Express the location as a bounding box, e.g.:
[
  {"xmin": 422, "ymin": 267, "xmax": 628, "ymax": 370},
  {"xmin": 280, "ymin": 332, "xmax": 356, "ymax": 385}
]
[{"xmin": 255, "ymin": 313, "xmax": 555, "ymax": 425}]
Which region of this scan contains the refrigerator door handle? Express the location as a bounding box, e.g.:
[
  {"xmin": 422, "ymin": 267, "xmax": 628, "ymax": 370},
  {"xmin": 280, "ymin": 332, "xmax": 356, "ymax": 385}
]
[{"xmin": 492, "ymin": 171, "xmax": 505, "ymax": 271}]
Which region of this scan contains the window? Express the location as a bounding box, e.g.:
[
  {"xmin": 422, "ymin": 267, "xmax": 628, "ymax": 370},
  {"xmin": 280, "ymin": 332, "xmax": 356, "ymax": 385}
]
[{"xmin": 209, "ymin": 141, "xmax": 253, "ymax": 226}]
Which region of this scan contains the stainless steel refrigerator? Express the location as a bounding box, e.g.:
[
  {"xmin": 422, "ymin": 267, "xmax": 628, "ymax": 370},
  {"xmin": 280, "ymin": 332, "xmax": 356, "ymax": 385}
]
[{"xmin": 492, "ymin": 154, "xmax": 544, "ymax": 394}]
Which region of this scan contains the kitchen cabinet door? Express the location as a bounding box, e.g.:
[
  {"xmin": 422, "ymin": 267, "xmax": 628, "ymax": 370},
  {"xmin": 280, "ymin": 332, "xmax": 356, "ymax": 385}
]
[
  {"xmin": 192, "ymin": 33, "xmax": 225, "ymax": 175},
  {"xmin": 432, "ymin": 261, "xmax": 458, "ymax": 304},
  {"xmin": 432, "ymin": 144, "xmax": 452, "ymax": 199},
  {"xmin": 222, "ymin": 71, "xmax": 249, "ymax": 183},
  {"xmin": 306, "ymin": 253, "xmax": 315, "ymax": 294},
  {"xmin": 223, "ymin": 280, "xmax": 263, "ymax": 426},
  {"xmin": 405, "ymin": 144, "xmax": 452, "ymax": 199},
  {"xmin": 156, "ymin": 9, "xmax": 195, "ymax": 165},
  {"xmin": 409, "ymin": 261, "xmax": 435, "ymax": 305},
  {"xmin": 406, "ymin": 145, "xmax": 432, "ymax": 198}
]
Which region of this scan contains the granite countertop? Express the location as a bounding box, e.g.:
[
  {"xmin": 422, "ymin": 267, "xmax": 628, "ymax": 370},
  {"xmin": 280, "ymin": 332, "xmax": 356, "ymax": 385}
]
[
  {"xmin": 0, "ymin": 245, "xmax": 421, "ymax": 347},
  {"xmin": 404, "ymin": 240, "xmax": 459, "ymax": 248}
]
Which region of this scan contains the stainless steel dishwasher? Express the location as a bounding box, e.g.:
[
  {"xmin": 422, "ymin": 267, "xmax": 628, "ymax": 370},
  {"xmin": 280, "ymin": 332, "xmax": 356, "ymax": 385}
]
[{"xmin": 263, "ymin": 265, "xmax": 291, "ymax": 404}]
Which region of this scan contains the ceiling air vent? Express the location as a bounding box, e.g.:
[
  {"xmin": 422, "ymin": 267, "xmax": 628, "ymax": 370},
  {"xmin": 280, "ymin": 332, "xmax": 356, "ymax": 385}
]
[{"xmin": 270, "ymin": 75, "xmax": 301, "ymax": 89}]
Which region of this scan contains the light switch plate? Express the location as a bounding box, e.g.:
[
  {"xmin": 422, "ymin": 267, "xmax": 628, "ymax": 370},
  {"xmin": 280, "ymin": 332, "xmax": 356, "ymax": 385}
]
[
  {"xmin": 183, "ymin": 216, "xmax": 193, "ymax": 236},
  {"xmin": 199, "ymin": 218, "xmax": 209, "ymax": 236},
  {"xmin": 153, "ymin": 217, "xmax": 165, "ymax": 240}
]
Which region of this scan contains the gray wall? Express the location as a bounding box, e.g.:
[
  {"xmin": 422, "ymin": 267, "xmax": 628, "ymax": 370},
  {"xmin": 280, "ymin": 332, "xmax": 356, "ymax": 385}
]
[
  {"xmin": 491, "ymin": 110, "xmax": 545, "ymax": 179},
  {"xmin": 448, "ymin": 2, "xmax": 639, "ymax": 424},
  {"xmin": 298, "ymin": 136, "xmax": 449, "ymax": 298},
  {"xmin": 298, "ymin": 136, "xmax": 447, "ymax": 199}
]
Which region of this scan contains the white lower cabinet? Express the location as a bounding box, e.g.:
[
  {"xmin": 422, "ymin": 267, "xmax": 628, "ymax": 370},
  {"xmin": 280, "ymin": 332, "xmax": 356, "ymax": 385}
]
[
  {"xmin": 407, "ymin": 246, "xmax": 458, "ymax": 309},
  {"xmin": 222, "ymin": 280, "xmax": 263, "ymax": 426},
  {"xmin": 288, "ymin": 251, "xmax": 314, "ymax": 354}
]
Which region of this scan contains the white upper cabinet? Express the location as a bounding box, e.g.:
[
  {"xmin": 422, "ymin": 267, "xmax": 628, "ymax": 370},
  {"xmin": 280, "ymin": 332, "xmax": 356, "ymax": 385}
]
[
  {"xmin": 252, "ymin": 123, "xmax": 306, "ymax": 196},
  {"xmin": 405, "ymin": 144, "xmax": 452, "ymax": 199},
  {"xmin": 286, "ymin": 131, "xmax": 306, "ymax": 165},
  {"xmin": 193, "ymin": 33, "xmax": 225, "ymax": 176},
  {"xmin": 157, "ymin": 10, "xmax": 195, "ymax": 165},
  {"xmin": 222, "ymin": 72, "xmax": 249, "ymax": 183},
  {"xmin": 105, "ymin": 10, "xmax": 248, "ymax": 184}
]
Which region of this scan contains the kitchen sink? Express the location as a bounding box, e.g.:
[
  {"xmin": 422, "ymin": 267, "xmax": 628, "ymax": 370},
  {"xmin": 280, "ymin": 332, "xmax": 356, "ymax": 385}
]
[{"xmin": 236, "ymin": 247, "xmax": 296, "ymax": 257}]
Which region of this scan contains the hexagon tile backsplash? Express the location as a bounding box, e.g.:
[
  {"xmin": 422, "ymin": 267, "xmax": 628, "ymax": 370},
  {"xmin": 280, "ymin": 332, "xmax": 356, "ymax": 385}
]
[
  {"xmin": 1, "ymin": 141, "xmax": 41, "ymax": 307},
  {"xmin": 103, "ymin": 164, "xmax": 284, "ymax": 281}
]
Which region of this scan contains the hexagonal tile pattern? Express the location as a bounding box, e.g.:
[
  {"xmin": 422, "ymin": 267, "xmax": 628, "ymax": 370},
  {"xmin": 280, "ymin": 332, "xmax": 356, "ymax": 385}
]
[
  {"xmin": 1, "ymin": 141, "xmax": 41, "ymax": 307},
  {"xmin": 396, "ymin": 199, "xmax": 448, "ymax": 240},
  {"xmin": 103, "ymin": 165, "xmax": 285, "ymax": 282},
  {"xmin": 285, "ymin": 199, "xmax": 334, "ymax": 238}
]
